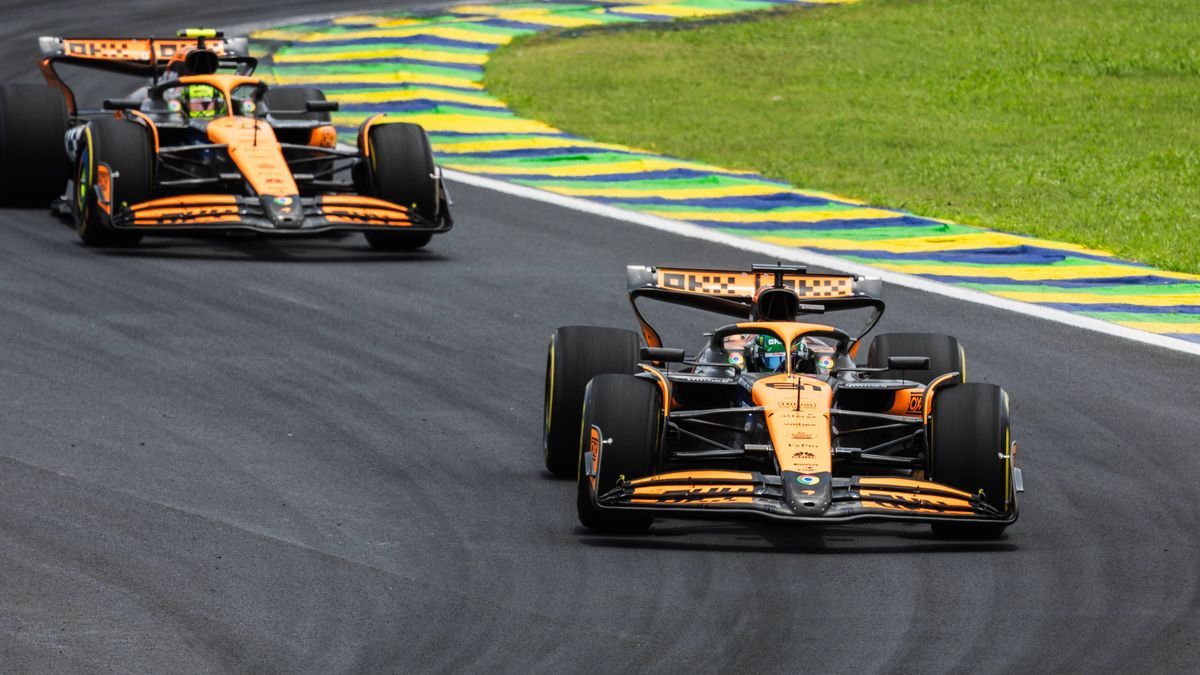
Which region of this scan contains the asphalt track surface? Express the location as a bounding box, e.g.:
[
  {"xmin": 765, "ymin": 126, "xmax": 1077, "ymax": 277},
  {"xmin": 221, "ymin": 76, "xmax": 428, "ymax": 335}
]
[{"xmin": 2, "ymin": 1, "xmax": 1200, "ymax": 672}]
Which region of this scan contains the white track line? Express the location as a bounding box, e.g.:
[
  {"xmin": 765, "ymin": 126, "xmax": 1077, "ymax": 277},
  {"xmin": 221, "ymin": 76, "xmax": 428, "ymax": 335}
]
[{"xmin": 444, "ymin": 169, "xmax": 1200, "ymax": 357}]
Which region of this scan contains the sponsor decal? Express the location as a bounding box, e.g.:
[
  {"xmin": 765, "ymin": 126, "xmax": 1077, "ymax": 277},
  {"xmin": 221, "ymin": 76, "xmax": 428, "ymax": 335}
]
[
  {"xmin": 240, "ymin": 100, "xmax": 257, "ymax": 115},
  {"xmin": 906, "ymin": 393, "xmax": 924, "ymax": 414},
  {"xmin": 728, "ymin": 352, "xmax": 745, "ymax": 367},
  {"xmin": 797, "ymin": 474, "xmax": 820, "ymax": 486},
  {"xmin": 817, "ymin": 355, "xmax": 835, "ymax": 371},
  {"xmin": 273, "ymin": 196, "xmax": 293, "ymax": 206}
]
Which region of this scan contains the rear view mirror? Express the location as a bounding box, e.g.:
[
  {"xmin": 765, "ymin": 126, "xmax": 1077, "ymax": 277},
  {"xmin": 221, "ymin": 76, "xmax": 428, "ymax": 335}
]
[
  {"xmin": 641, "ymin": 347, "xmax": 686, "ymax": 363},
  {"xmin": 103, "ymin": 99, "xmax": 141, "ymax": 110},
  {"xmin": 306, "ymin": 100, "xmax": 339, "ymax": 113},
  {"xmin": 887, "ymin": 356, "xmax": 930, "ymax": 370}
]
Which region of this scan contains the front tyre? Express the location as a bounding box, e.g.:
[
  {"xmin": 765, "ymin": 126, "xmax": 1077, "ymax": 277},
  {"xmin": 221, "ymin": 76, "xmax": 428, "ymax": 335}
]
[
  {"xmin": 355, "ymin": 122, "xmax": 439, "ymax": 251},
  {"xmin": 75, "ymin": 118, "xmax": 152, "ymax": 247},
  {"xmin": 576, "ymin": 374, "xmax": 661, "ymax": 533},
  {"xmin": 927, "ymin": 383, "xmax": 1013, "ymax": 539},
  {"xmin": 544, "ymin": 326, "xmax": 641, "ymax": 477}
]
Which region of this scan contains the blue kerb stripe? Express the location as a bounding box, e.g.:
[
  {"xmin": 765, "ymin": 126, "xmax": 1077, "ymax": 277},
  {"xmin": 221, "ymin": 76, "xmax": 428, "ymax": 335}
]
[
  {"xmin": 919, "ymin": 274, "xmax": 1199, "ymax": 289},
  {"xmin": 316, "ymin": 82, "xmax": 489, "ymax": 95},
  {"xmin": 499, "ymin": 168, "xmax": 789, "ymax": 183},
  {"xmin": 278, "ymin": 35, "xmax": 499, "ymax": 51},
  {"xmin": 843, "ymin": 247, "xmax": 1136, "ymax": 266},
  {"xmin": 1042, "ymin": 303, "xmax": 1200, "ymax": 315},
  {"xmin": 270, "ymin": 56, "xmax": 484, "ymax": 74},
  {"xmin": 590, "ymin": 193, "xmax": 856, "ymax": 209},
  {"xmin": 343, "ymin": 101, "xmax": 508, "ymax": 114}
]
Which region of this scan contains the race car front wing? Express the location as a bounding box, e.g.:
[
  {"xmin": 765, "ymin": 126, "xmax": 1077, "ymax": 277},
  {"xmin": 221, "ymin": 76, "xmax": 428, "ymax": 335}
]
[
  {"xmin": 584, "ymin": 461, "xmax": 1019, "ymax": 526},
  {"xmin": 108, "ymin": 193, "xmax": 452, "ymax": 236}
]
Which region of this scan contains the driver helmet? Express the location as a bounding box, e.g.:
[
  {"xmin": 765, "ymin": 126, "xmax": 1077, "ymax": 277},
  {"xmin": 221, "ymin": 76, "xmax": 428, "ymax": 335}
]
[
  {"xmin": 182, "ymin": 84, "xmax": 225, "ymax": 119},
  {"xmin": 750, "ymin": 334, "xmax": 787, "ymax": 373},
  {"xmin": 791, "ymin": 338, "xmax": 817, "ymax": 374}
]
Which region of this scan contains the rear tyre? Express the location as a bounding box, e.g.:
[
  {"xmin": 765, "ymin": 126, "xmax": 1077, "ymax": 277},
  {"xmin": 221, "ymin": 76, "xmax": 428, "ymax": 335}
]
[
  {"xmin": 355, "ymin": 122, "xmax": 438, "ymax": 251},
  {"xmin": 0, "ymin": 84, "xmax": 70, "ymax": 206},
  {"xmin": 867, "ymin": 332, "xmax": 965, "ymax": 385},
  {"xmin": 928, "ymin": 383, "xmax": 1012, "ymax": 539},
  {"xmin": 544, "ymin": 326, "xmax": 641, "ymax": 477},
  {"xmin": 75, "ymin": 118, "xmax": 152, "ymax": 247},
  {"xmin": 264, "ymin": 87, "xmax": 335, "ymax": 180},
  {"xmin": 577, "ymin": 374, "xmax": 660, "ymax": 533},
  {"xmin": 263, "ymin": 86, "xmax": 330, "ymax": 122}
]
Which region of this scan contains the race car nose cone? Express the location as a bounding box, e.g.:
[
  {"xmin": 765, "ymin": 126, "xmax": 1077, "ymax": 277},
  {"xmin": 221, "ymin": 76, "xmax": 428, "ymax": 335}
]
[
  {"xmin": 782, "ymin": 471, "xmax": 832, "ymax": 515},
  {"xmin": 261, "ymin": 194, "xmax": 302, "ymax": 229}
]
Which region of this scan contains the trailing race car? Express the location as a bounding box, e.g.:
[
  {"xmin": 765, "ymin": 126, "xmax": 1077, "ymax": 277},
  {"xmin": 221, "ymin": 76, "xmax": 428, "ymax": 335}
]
[
  {"xmin": 0, "ymin": 29, "xmax": 451, "ymax": 250},
  {"xmin": 544, "ymin": 264, "xmax": 1023, "ymax": 538}
]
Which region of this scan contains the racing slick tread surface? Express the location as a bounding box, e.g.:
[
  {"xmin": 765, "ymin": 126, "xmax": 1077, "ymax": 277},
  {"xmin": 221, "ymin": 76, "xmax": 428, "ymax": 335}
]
[
  {"xmin": 576, "ymin": 374, "xmax": 659, "ymax": 533},
  {"xmin": 77, "ymin": 117, "xmax": 152, "ymax": 246},
  {"xmin": 0, "ymin": 1, "xmax": 1198, "ymax": 673},
  {"xmin": 0, "ymin": 84, "xmax": 70, "ymax": 206},
  {"xmin": 543, "ymin": 325, "xmax": 641, "ymax": 476},
  {"xmin": 928, "ymin": 383, "xmax": 1010, "ymax": 538},
  {"xmin": 361, "ymin": 122, "xmax": 437, "ymax": 250}
]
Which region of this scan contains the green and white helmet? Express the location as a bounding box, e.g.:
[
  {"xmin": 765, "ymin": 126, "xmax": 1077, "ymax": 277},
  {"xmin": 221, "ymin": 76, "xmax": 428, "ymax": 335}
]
[{"xmin": 751, "ymin": 334, "xmax": 787, "ymax": 372}]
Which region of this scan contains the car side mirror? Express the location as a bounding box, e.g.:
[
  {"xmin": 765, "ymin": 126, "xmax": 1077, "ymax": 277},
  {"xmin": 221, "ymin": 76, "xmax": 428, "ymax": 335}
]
[
  {"xmin": 306, "ymin": 100, "xmax": 339, "ymax": 112},
  {"xmin": 887, "ymin": 356, "xmax": 930, "ymax": 370},
  {"xmin": 103, "ymin": 99, "xmax": 141, "ymax": 110},
  {"xmin": 641, "ymin": 347, "xmax": 686, "ymax": 363}
]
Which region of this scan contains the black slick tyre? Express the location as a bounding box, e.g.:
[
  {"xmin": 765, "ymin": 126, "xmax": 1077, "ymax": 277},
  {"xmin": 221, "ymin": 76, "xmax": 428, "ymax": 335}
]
[
  {"xmin": 867, "ymin": 332, "xmax": 965, "ymax": 385},
  {"xmin": 264, "ymin": 87, "xmax": 334, "ymax": 179},
  {"xmin": 576, "ymin": 374, "xmax": 660, "ymax": 533},
  {"xmin": 263, "ymin": 86, "xmax": 331, "ymax": 122},
  {"xmin": 543, "ymin": 326, "xmax": 641, "ymax": 476},
  {"xmin": 927, "ymin": 383, "xmax": 1013, "ymax": 539},
  {"xmin": 0, "ymin": 84, "xmax": 70, "ymax": 206},
  {"xmin": 355, "ymin": 122, "xmax": 438, "ymax": 251},
  {"xmin": 75, "ymin": 118, "xmax": 152, "ymax": 247}
]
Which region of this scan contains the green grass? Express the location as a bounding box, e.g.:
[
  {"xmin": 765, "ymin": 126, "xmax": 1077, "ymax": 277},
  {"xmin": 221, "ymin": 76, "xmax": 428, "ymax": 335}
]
[{"xmin": 487, "ymin": 0, "xmax": 1200, "ymax": 273}]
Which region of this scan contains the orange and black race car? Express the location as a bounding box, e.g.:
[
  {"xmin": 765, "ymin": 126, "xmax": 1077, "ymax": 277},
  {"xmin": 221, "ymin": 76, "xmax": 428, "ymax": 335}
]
[
  {"xmin": 544, "ymin": 264, "xmax": 1023, "ymax": 538},
  {"xmin": 0, "ymin": 29, "xmax": 451, "ymax": 250}
]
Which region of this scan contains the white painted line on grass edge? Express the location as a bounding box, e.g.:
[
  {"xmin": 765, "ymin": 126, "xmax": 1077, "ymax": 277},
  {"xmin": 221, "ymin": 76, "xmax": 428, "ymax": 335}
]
[{"xmin": 443, "ymin": 168, "xmax": 1200, "ymax": 357}]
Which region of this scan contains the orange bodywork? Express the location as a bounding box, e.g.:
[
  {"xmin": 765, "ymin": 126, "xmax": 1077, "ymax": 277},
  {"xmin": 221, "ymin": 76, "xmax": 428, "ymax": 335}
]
[
  {"xmin": 55, "ymin": 37, "xmax": 239, "ymax": 62},
  {"xmin": 128, "ymin": 195, "xmax": 239, "ymax": 226},
  {"xmin": 206, "ymin": 115, "xmax": 297, "ymax": 198},
  {"xmin": 654, "ymin": 268, "xmax": 856, "ymax": 300},
  {"xmin": 637, "ymin": 363, "xmax": 672, "ymax": 415},
  {"xmin": 309, "ymin": 125, "xmax": 338, "ymax": 148},
  {"xmin": 888, "ymin": 388, "xmax": 925, "ymax": 417},
  {"xmin": 752, "ymin": 374, "xmax": 833, "ymax": 475},
  {"xmin": 95, "ymin": 164, "xmax": 113, "ymax": 216},
  {"xmin": 630, "ymin": 470, "xmax": 755, "ymax": 484},
  {"xmin": 39, "ymin": 38, "xmax": 244, "ymax": 113}
]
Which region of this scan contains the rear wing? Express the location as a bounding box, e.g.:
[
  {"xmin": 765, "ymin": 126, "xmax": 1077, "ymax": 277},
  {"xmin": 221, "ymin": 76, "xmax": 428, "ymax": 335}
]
[
  {"xmin": 37, "ymin": 30, "xmax": 252, "ymax": 113},
  {"xmin": 626, "ymin": 264, "xmax": 885, "ymax": 347}
]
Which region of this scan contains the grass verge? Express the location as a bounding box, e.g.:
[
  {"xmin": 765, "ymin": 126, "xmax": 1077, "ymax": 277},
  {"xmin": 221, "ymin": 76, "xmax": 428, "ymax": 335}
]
[{"xmin": 487, "ymin": 0, "xmax": 1200, "ymax": 273}]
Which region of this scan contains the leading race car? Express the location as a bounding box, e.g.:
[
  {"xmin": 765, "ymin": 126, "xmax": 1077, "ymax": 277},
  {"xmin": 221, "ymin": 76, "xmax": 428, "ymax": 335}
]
[
  {"xmin": 0, "ymin": 29, "xmax": 451, "ymax": 250},
  {"xmin": 544, "ymin": 264, "xmax": 1023, "ymax": 538}
]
